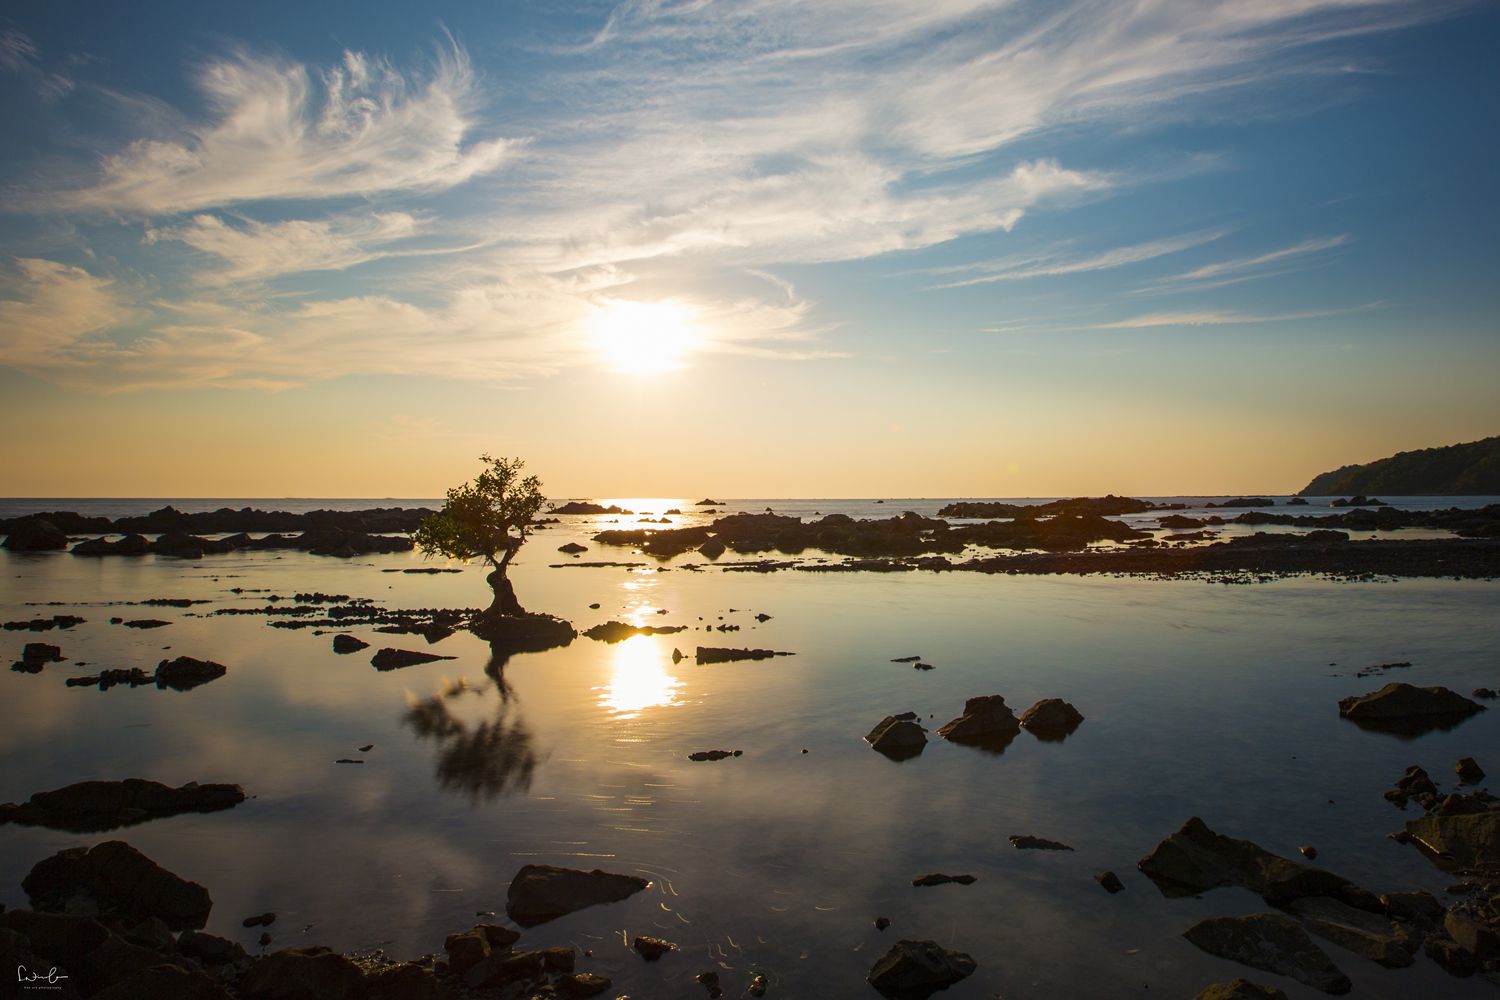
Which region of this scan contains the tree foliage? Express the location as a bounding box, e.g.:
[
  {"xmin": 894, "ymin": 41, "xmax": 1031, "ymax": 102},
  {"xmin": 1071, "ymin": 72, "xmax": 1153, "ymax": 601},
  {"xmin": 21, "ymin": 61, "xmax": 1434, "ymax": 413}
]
[{"xmin": 413, "ymin": 455, "xmax": 546, "ymax": 571}]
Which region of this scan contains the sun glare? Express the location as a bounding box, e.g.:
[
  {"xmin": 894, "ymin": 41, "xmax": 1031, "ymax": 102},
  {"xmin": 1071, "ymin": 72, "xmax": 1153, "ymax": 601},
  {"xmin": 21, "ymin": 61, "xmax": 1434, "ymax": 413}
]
[{"xmin": 589, "ymin": 299, "xmax": 701, "ymax": 375}]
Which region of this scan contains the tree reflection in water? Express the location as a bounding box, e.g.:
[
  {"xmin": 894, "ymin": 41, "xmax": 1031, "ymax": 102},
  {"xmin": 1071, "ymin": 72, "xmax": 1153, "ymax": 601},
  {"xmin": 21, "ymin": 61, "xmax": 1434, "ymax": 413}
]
[{"xmin": 403, "ymin": 658, "xmax": 540, "ymax": 803}]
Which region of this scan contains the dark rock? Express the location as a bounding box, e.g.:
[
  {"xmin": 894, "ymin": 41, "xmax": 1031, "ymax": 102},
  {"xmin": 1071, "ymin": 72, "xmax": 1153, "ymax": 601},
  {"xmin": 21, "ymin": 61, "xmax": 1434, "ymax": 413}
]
[
  {"xmin": 1182, "ymin": 913, "xmax": 1350, "ymax": 994},
  {"xmin": 557, "ymin": 542, "xmax": 588, "ymax": 554},
  {"xmin": 1384, "ymin": 765, "xmax": 1439, "ymax": 809},
  {"xmin": 695, "ymin": 970, "xmax": 721, "ymax": 997},
  {"xmin": 1337, "ymin": 682, "xmax": 1485, "ymax": 735},
  {"xmin": 866, "ymin": 939, "xmax": 976, "ymax": 999},
  {"xmin": 462, "ymin": 946, "xmax": 572, "ymax": 990},
  {"xmin": 365, "ymin": 963, "xmax": 441, "ymax": 1000},
  {"xmin": 936, "ymin": 695, "xmax": 1020, "ymax": 751},
  {"xmin": 1206, "ymin": 497, "xmax": 1277, "ymax": 509},
  {"xmin": 1456, "ymin": 757, "xmax": 1486, "ymax": 784},
  {"xmin": 370, "ymin": 648, "xmax": 456, "ymax": 671},
  {"xmin": 1192, "ymin": 979, "xmax": 1290, "ymax": 1000},
  {"xmin": 443, "ymin": 930, "xmax": 490, "ymax": 974},
  {"xmin": 1475, "ymin": 687, "xmax": 1497, "ymax": 699},
  {"xmin": 123, "ymin": 619, "xmax": 171, "ymax": 629},
  {"xmin": 23, "ymin": 840, "xmax": 212, "ymax": 930},
  {"xmin": 22, "ymin": 642, "xmax": 64, "ymax": 665},
  {"xmin": 748, "ymin": 972, "xmax": 768, "ymax": 996},
  {"xmin": 695, "ymin": 499, "xmax": 723, "ymax": 506},
  {"xmin": 1299, "ymin": 845, "xmax": 1318, "ymax": 860},
  {"xmin": 911, "ymin": 873, "xmax": 975, "ymax": 887},
  {"xmin": 469, "ymin": 612, "xmax": 576, "ymax": 654},
  {"xmin": 1424, "ymin": 929, "xmax": 1479, "ymax": 976},
  {"xmin": 178, "ymin": 930, "xmax": 247, "ymax": 965},
  {"xmin": 865, "ymin": 716, "xmax": 927, "ymax": 761},
  {"xmin": 1009, "ymin": 835, "xmax": 1072, "ymax": 851},
  {"xmin": 558, "ymin": 971, "xmax": 612, "ymax": 997},
  {"xmin": 687, "ymin": 750, "xmax": 741, "ymax": 761},
  {"xmin": 3, "ymin": 518, "xmax": 69, "ymax": 551},
  {"xmin": 1380, "ymin": 890, "xmax": 1444, "ymax": 927},
  {"xmin": 875, "ymin": 917, "xmax": 891, "ymax": 931},
  {"xmin": 1138, "ymin": 817, "xmax": 1379, "ymax": 909},
  {"xmin": 1018, "ymin": 698, "xmax": 1084, "ymax": 740},
  {"xmin": 552, "ymin": 502, "xmax": 629, "ymax": 515},
  {"xmin": 0, "ymin": 778, "xmax": 245, "ymax": 832},
  {"xmin": 72, "ymin": 533, "xmax": 152, "ymax": 556},
  {"xmin": 1403, "ymin": 807, "xmax": 1500, "ymax": 868},
  {"xmin": 583, "ymin": 621, "xmax": 687, "ymax": 642},
  {"xmin": 505, "ymin": 864, "xmax": 649, "ymax": 927},
  {"xmin": 240, "ymin": 946, "xmax": 366, "ymax": 1000},
  {"xmin": 1444, "ymin": 902, "xmax": 1500, "ymax": 960},
  {"xmin": 1095, "ymin": 871, "xmax": 1124, "ymax": 893},
  {"xmin": 155, "ymin": 656, "xmax": 227, "ymax": 690},
  {"xmin": 632, "ymin": 935, "xmax": 675, "ymax": 961},
  {"xmin": 331, "ymin": 634, "xmax": 369, "ymax": 654},
  {"xmin": 92, "ymin": 962, "xmax": 232, "ymax": 1000},
  {"xmin": 697, "ymin": 537, "xmax": 727, "ymax": 559},
  {"xmin": 1285, "ymin": 895, "xmax": 1417, "ymax": 967},
  {"xmin": 694, "ymin": 646, "xmax": 793, "ymax": 663}
]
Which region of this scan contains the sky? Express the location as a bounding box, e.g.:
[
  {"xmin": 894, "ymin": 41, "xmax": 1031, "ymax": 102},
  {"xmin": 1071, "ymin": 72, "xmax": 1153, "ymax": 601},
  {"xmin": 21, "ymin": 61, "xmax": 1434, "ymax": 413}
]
[{"xmin": 0, "ymin": 0, "xmax": 1497, "ymax": 499}]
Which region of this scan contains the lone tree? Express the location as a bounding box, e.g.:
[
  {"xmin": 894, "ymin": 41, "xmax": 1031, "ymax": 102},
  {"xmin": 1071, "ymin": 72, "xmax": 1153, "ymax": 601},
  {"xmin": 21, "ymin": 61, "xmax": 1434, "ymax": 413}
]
[{"xmin": 414, "ymin": 455, "xmax": 546, "ymax": 621}]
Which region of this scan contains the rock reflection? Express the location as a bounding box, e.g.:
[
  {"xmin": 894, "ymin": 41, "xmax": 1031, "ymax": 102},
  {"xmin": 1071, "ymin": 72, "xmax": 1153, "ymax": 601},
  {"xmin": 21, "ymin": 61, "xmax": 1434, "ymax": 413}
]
[{"xmin": 404, "ymin": 674, "xmax": 539, "ymax": 803}]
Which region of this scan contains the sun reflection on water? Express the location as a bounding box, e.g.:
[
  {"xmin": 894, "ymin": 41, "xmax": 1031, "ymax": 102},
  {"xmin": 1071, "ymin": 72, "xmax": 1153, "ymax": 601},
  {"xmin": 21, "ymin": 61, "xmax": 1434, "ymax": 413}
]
[{"xmin": 597, "ymin": 636, "xmax": 684, "ymax": 718}]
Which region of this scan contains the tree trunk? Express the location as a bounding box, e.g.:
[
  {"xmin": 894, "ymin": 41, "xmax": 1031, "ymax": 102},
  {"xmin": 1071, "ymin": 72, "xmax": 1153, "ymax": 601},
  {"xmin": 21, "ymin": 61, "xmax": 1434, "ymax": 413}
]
[{"xmin": 485, "ymin": 567, "xmax": 526, "ymax": 618}]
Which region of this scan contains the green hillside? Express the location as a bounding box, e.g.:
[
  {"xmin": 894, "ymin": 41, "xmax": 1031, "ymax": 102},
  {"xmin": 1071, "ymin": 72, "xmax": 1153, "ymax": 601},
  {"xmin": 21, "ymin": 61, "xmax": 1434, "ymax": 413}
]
[{"xmin": 1300, "ymin": 436, "xmax": 1500, "ymax": 496}]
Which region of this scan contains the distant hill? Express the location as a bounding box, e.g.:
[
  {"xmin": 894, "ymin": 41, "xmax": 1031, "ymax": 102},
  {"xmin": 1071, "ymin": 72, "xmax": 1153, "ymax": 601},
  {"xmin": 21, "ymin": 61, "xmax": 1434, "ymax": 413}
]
[{"xmin": 1299, "ymin": 436, "xmax": 1500, "ymax": 496}]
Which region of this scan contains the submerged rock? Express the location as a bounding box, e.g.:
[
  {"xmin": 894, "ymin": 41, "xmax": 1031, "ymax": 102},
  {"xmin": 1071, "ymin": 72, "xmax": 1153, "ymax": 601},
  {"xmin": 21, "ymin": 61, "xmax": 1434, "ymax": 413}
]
[
  {"xmin": 1138, "ymin": 817, "xmax": 1379, "ymax": 909},
  {"xmin": 154, "ymin": 656, "xmax": 227, "ymax": 690},
  {"xmin": 866, "ymin": 939, "xmax": 976, "ymax": 999},
  {"xmin": 0, "ymin": 779, "xmax": 245, "ymax": 832},
  {"xmin": 865, "ymin": 715, "xmax": 927, "ymax": 761},
  {"xmin": 469, "ymin": 612, "xmax": 576, "ymax": 655},
  {"xmin": 1018, "ymin": 698, "xmax": 1085, "ymax": 740},
  {"xmin": 505, "ymin": 864, "xmax": 649, "ymax": 927},
  {"xmin": 1337, "ymin": 682, "xmax": 1485, "ymax": 735},
  {"xmin": 936, "ymin": 695, "xmax": 1020, "ymax": 751},
  {"xmin": 23, "ymin": 840, "xmax": 213, "ymax": 929},
  {"xmin": 1182, "ymin": 913, "xmax": 1351, "ymax": 994},
  {"xmin": 1192, "ymin": 979, "xmax": 1290, "ymax": 1000},
  {"xmin": 370, "ymin": 648, "xmax": 456, "ymax": 671},
  {"xmin": 583, "ymin": 620, "xmax": 687, "ymax": 642}
]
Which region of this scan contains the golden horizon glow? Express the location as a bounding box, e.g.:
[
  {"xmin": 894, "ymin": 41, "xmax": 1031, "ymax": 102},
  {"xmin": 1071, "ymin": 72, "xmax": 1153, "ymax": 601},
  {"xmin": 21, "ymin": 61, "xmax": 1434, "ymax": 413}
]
[{"xmin": 588, "ymin": 299, "xmax": 701, "ymax": 375}]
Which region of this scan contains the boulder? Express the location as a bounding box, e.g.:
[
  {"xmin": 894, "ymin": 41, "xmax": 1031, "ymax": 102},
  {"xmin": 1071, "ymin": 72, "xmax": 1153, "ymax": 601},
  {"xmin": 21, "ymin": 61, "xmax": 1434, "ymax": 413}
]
[
  {"xmin": 365, "ymin": 963, "xmax": 441, "ymax": 1000},
  {"xmin": 1456, "ymin": 757, "xmax": 1486, "ymax": 784},
  {"xmin": 936, "ymin": 695, "xmax": 1020, "ymax": 750},
  {"xmin": 1182, "ymin": 914, "xmax": 1351, "ymax": 994},
  {"xmin": 1384, "ymin": 765, "xmax": 1438, "ymax": 809},
  {"xmin": 3, "ymin": 518, "xmax": 69, "ymax": 551},
  {"xmin": 504, "ymin": 864, "xmax": 649, "ymax": 927},
  {"xmin": 443, "ymin": 930, "xmax": 490, "ymax": 974},
  {"xmin": 1380, "ymin": 890, "xmax": 1444, "ymax": 928},
  {"xmin": 558, "ymin": 972, "xmax": 612, "ymax": 997},
  {"xmin": 865, "ymin": 715, "xmax": 927, "ymax": 761},
  {"xmin": 155, "ymin": 657, "xmax": 227, "ymax": 691},
  {"xmin": 1403, "ymin": 809, "xmax": 1500, "ymax": 868},
  {"xmin": 557, "ymin": 542, "xmax": 588, "ymax": 554},
  {"xmin": 240, "ymin": 947, "xmax": 365, "ymax": 1000},
  {"xmin": 469, "ymin": 612, "xmax": 577, "ymax": 654},
  {"xmin": 331, "ymin": 634, "xmax": 368, "ymax": 654},
  {"xmin": 0, "ymin": 779, "xmax": 245, "ymax": 832},
  {"xmin": 866, "ymin": 939, "xmax": 976, "ymax": 999},
  {"xmin": 1337, "ymin": 682, "xmax": 1484, "ymax": 735},
  {"xmin": 1095, "ymin": 871, "xmax": 1125, "ymax": 893},
  {"xmin": 22, "ymin": 841, "xmax": 212, "ymax": 930},
  {"xmin": 1018, "ymin": 698, "xmax": 1085, "ymax": 740},
  {"xmin": 1138, "ymin": 817, "xmax": 1379, "ymax": 909},
  {"xmin": 1444, "ymin": 902, "xmax": 1500, "ymax": 961},
  {"xmin": 1286, "ymin": 895, "xmax": 1417, "ymax": 967},
  {"xmin": 1192, "ymin": 979, "xmax": 1289, "ymax": 1000},
  {"xmin": 697, "ymin": 537, "xmax": 727, "ymax": 560},
  {"xmin": 633, "ymin": 935, "xmax": 675, "ymax": 961},
  {"xmin": 463, "ymin": 946, "xmax": 573, "ymax": 990},
  {"xmin": 177, "ymin": 930, "xmax": 247, "ymax": 965},
  {"xmin": 370, "ymin": 648, "xmax": 456, "ymax": 671}
]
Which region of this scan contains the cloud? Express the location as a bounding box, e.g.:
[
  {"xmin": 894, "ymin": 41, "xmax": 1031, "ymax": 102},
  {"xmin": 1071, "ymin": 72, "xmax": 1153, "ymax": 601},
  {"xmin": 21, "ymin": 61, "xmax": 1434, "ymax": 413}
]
[
  {"xmin": 1096, "ymin": 302, "xmax": 1379, "ymax": 329},
  {"xmin": 47, "ymin": 44, "xmax": 519, "ymax": 215},
  {"xmin": 145, "ymin": 211, "xmax": 422, "ymax": 284},
  {"xmin": 1150, "ymin": 235, "xmax": 1351, "ymax": 288},
  {"xmin": 0, "ymin": 258, "xmax": 134, "ymax": 371},
  {"xmin": 930, "ymin": 229, "xmax": 1227, "ymax": 289},
  {"xmin": 0, "ymin": 28, "xmax": 74, "ymax": 99}
]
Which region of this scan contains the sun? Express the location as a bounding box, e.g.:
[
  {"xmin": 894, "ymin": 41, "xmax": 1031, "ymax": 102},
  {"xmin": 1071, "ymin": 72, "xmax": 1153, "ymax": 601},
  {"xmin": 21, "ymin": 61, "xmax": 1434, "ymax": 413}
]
[{"xmin": 588, "ymin": 299, "xmax": 700, "ymax": 375}]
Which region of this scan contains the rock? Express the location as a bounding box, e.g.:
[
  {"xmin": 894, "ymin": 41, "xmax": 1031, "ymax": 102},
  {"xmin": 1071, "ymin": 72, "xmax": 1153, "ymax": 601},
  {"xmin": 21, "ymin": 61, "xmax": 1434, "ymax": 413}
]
[
  {"xmin": 558, "ymin": 542, "xmax": 588, "ymax": 554},
  {"xmin": 694, "ymin": 646, "xmax": 793, "ymax": 663},
  {"xmin": 1337, "ymin": 682, "xmax": 1485, "ymax": 735},
  {"xmin": 505, "ymin": 864, "xmax": 649, "ymax": 927},
  {"xmin": 865, "ymin": 715, "xmax": 927, "ymax": 761},
  {"xmin": 365, "ymin": 963, "xmax": 441, "ymax": 1000},
  {"xmin": 1192, "ymin": 979, "xmax": 1290, "ymax": 1000},
  {"xmin": 1299, "ymin": 845, "xmax": 1318, "ymax": 860},
  {"xmin": 558, "ymin": 971, "xmax": 612, "ymax": 997},
  {"xmin": 23, "ymin": 840, "xmax": 213, "ymax": 930},
  {"xmin": 1475, "ymin": 687, "xmax": 1497, "ymax": 699},
  {"xmin": 696, "ymin": 499, "xmax": 723, "ymax": 506},
  {"xmin": 91, "ymin": 962, "xmax": 231, "ymax": 1000},
  {"xmin": 463, "ymin": 946, "xmax": 574, "ymax": 989},
  {"xmin": 3, "ymin": 518, "xmax": 69, "ymax": 551},
  {"xmin": 1138, "ymin": 817, "xmax": 1379, "ymax": 909},
  {"xmin": 1182, "ymin": 914, "xmax": 1351, "ymax": 994},
  {"xmin": 1380, "ymin": 890, "xmax": 1444, "ymax": 927},
  {"xmin": 469, "ymin": 612, "xmax": 577, "ymax": 654},
  {"xmin": 1009, "ymin": 835, "xmax": 1073, "ymax": 851},
  {"xmin": 1095, "ymin": 871, "xmax": 1124, "ymax": 893},
  {"xmin": 22, "ymin": 642, "xmax": 65, "ymax": 665},
  {"xmin": 1384, "ymin": 765, "xmax": 1439, "ymax": 809},
  {"xmin": 444, "ymin": 929, "xmax": 491, "ymax": 974},
  {"xmin": 687, "ymin": 750, "xmax": 741, "ymax": 761},
  {"xmin": 0, "ymin": 779, "xmax": 245, "ymax": 832},
  {"xmin": 936, "ymin": 695, "xmax": 1020, "ymax": 751},
  {"xmin": 240, "ymin": 946, "xmax": 366, "ymax": 1000},
  {"xmin": 866, "ymin": 939, "xmax": 976, "ymax": 999},
  {"xmin": 695, "ymin": 970, "xmax": 722, "ymax": 997},
  {"xmin": 583, "ymin": 621, "xmax": 687, "ymax": 642},
  {"xmin": 1444, "ymin": 902, "xmax": 1500, "ymax": 960},
  {"xmin": 1424, "ymin": 928, "xmax": 1479, "ymax": 976},
  {"xmin": 331, "ymin": 634, "xmax": 368, "ymax": 654},
  {"xmin": 1285, "ymin": 895, "xmax": 1417, "ymax": 967},
  {"xmin": 748, "ymin": 972, "xmax": 768, "ymax": 996},
  {"xmin": 1017, "ymin": 698, "xmax": 1084, "ymax": 740},
  {"xmin": 632, "ymin": 935, "xmax": 675, "ymax": 961},
  {"xmin": 875, "ymin": 916, "xmax": 891, "ymax": 931},
  {"xmin": 123, "ymin": 619, "xmax": 171, "ymax": 629},
  {"xmin": 1456, "ymin": 757, "xmax": 1486, "ymax": 783},
  {"xmin": 1403, "ymin": 809, "xmax": 1500, "ymax": 868},
  {"xmin": 697, "ymin": 537, "xmax": 726, "ymax": 560},
  {"xmin": 155, "ymin": 656, "xmax": 227, "ymax": 691},
  {"xmin": 911, "ymin": 873, "xmax": 976, "ymax": 887},
  {"xmin": 178, "ymin": 930, "xmax": 247, "ymax": 965},
  {"xmin": 370, "ymin": 648, "xmax": 456, "ymax": 671}
]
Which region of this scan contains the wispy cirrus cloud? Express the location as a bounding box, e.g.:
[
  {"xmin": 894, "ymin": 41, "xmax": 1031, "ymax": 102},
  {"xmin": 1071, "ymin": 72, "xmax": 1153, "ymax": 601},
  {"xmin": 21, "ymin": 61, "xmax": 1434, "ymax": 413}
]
[
  {"xmin": 144, "ymin": 212, "xmax": 423, "ymax": 285},
  {"xmin": 930, "ymin": 229, "xmax": 1227, "ymax": 289},
  {"xmin": 43, "ymin": 44, "xmax": 519, "ymax": 215},
  {"xmin": 1143, "ymin": 235, "xmax": 1351, "ymax": 291},
  {"xmin": 1095, "ymin": 302, "xmax": 1380, "ymax": 329}
]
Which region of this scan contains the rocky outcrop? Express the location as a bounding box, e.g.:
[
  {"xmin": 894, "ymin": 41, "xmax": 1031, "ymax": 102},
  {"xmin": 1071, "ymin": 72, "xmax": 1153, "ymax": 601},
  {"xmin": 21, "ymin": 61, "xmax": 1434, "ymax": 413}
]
[
  {"xmin": 370, "ymin": 648, "xmax": 456, "ymax": 671},
  {"xmin": 866, "ymin": 939, "xmax": 976, "ymax": 999},
  {"xmin": 505, "ymin": 864, "xmax": 650, "ymax": 927},
  {"xmin": 1192, "ymin": 977, "xmax": 1290, "ymax": 999},
  {"xmin": 695, "ymin": 646, "xmax": 793, "ymax": 663},
  {"xmin": 632, "ymin": 936, "xmax": 675, "ymax": 961},
  {"xmin": 13, "ymin": 642, "xmax": 64, "ymax": 672},
  {"xmin": 469, "ymin": 612, "xmax": 576, "ymax": 655},
  {"xmin": 687, "ymin": 750, "xmax": 741, "ymax": 761},
  {"xmin": 155, "ymin": 656, "xmax": 227, "ymax": 691},
  {"xmin": 551, "ymin": 502, "xmax": 630, "ymax": 515},
  {"xmin": 1285, "ymin": 895, "xmax": 1417, "ymax": 967},
  {"xmin": 2, "ymin": 518, "xmax": 69, "ymax": 551},
  {"xmin": 1300, "ymin": 435, "xmax": 1500, "ymax": 496},
  {"xmin": 936, "ymin": 695, "xmax": 1020, "ymax": 750},
  {"xmin": 1337, "ymin": 682, "xmax": 1485, "ymax": 735},
  {"xmin": 938, "ymin": 496, "xmax": 1158, "ymax": 518},
  {"xmin": 865, "ymin": 715, "xmax": 927, "ymax": 761},
  {"xmin": 1182, "ymin": 914, "xmax": 1350, "ymax": 994},
  {"xmin": 557, "ymin": 542, "xmax": 588, "ymax": 554},
  {"xmin": 0, "ymin": 779, "xmax": 245, "ymax": 832},
  {"xmin": 23, "ymin": 841, "xmax": 213, "ymax": 930},
  {"xmin": 1403, "ymin": 805, "xmax": 1500, "ymax": 868},
  {"xmin": 1018, "ymin": 698, "xmax": 1084, "ymax": 740}
]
